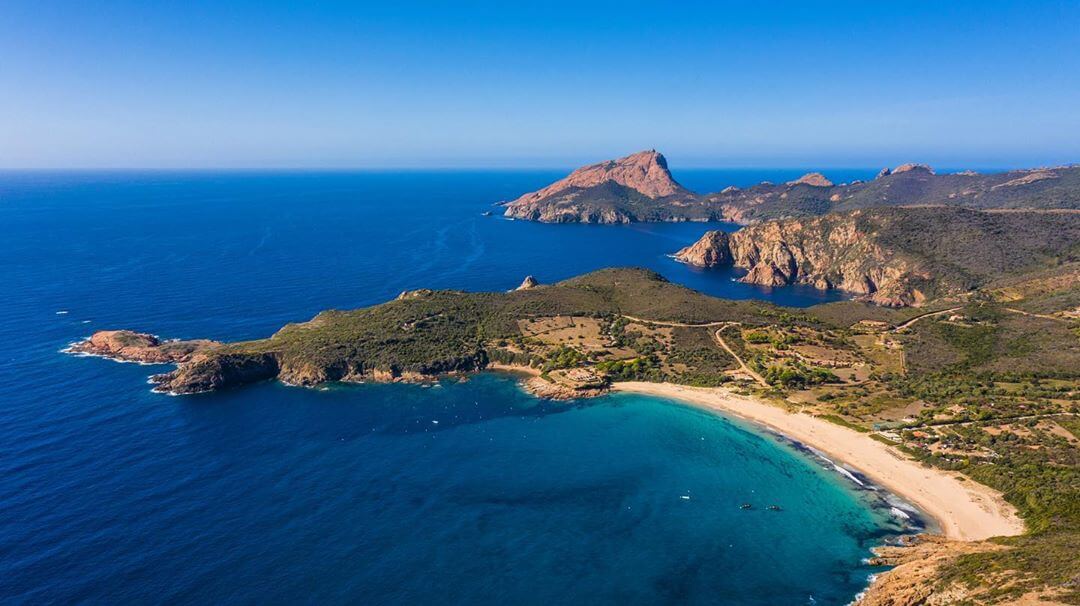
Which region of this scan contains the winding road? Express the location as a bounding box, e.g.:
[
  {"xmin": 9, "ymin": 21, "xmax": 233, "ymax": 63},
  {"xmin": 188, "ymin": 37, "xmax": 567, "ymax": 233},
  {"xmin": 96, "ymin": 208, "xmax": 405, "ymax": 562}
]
[{"xmin": 620, "ymin": 315, "xmax": 769, "ymax": 388}]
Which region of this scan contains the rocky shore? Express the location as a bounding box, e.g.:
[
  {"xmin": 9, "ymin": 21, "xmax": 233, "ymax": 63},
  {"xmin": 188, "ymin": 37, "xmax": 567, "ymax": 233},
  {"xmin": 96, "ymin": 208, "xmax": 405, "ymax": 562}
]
[
  {"xmin": 674, "ymin": 207, "xmax": 1080, "ymax": 306},
  {"xmin": 501, "ymin": 151, "xmax": 1080, "ymax": 226},
  {"xmin": 67, "ymin": 330, "xmax": 219, "ymax": 364}
]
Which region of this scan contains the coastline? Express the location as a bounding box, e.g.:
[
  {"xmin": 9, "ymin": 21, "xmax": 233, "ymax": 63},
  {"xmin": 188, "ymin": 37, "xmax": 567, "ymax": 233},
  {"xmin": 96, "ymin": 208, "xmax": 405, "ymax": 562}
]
[{"xmin": 611, "ymin": 381, "xmax": 1025, "ymax": 542}]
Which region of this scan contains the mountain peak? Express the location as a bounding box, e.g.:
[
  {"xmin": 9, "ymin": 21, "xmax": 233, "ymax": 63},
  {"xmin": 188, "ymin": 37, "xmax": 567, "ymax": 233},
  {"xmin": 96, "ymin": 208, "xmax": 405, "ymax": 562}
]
[{"xmin": 506, "ymin": 150, "xmax": 687, "ymax": 207}]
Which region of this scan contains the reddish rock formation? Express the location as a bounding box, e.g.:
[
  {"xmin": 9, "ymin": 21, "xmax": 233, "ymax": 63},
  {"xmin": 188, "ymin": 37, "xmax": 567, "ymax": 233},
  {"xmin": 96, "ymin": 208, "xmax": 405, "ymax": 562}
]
[
  {"xmin": 855, "ymin": 535, "xmax": 1006, "ymax": 605},
  {"xmin": 674, "ymin": 207, "xmax": 1080, "ymax": 307},
  {"xmin": 515, "ymin": 275, "xmax": 539, "ymax": 290},
  {"xmin": 674, "ymin": 211, "xmax": 935, "ymax": 306},
  {"xmin": 68, "ymin": 330, "xmax": 219, "ymax": 364},
  {"xmin": 508, "ymin": 150, "xmax": 686, "ymax": 205},
  {"xmin": 892, "ymin": 163, "xmax": 934, "ymax": 175},
  {"xmin": 501, "ymin": 150, "xmax": 702, "ymax": 223},
  {"xmin": 786, "ymin": 172, "xmax": 834, "ymax": 187},
  {"xmin": 672, "ymin": 231, "xmax": 732, "ymax": 267}
]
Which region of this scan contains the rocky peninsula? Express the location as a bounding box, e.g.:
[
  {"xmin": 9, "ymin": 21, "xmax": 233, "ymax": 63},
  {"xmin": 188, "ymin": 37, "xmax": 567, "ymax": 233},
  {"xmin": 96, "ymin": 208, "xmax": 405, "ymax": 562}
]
[
  {"xmin": 501, "ymin": 151, "xmax": 1080, "ymax": 225},
  {"xmin": 69, "ymin": 256, "xmax": 1080, "ymax": 603}
]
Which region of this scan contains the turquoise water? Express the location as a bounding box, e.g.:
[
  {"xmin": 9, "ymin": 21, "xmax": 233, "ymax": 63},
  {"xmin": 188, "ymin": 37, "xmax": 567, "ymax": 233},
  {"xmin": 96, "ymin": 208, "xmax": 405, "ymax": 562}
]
[{"xmin": 0, "ymin": 169, "xmax": 917, "ymax": 604}]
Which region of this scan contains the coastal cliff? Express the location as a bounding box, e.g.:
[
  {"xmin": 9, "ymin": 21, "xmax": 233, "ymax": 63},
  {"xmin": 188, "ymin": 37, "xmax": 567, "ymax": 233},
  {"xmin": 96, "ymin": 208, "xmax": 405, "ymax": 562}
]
[
  {"xmin": 501, "ymin": 152, "xmax": 1080, "ymax": 225},
  {"xmin": 74, "ymin": 269, "xmax": 775, "ymax": 394},
  {"xmin": 674, "ymin": 207, "xmax": 1080, "ymax": 306},
  {"xmin": 68, "ymin": 263, "xmax": 1080, "ymax": 602},
  {"xmin": 502, "ymin": 150, "xmax": 705, "ymax": 223}
]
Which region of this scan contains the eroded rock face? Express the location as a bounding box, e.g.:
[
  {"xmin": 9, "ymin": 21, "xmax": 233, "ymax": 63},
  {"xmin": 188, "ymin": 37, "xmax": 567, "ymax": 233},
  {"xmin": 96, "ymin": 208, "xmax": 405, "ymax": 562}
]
[
  {"xmin": 509, "ymin": 150, "xmax": 685, "ymax": 204},
  {"xmin": 516, "ymin": 275, "xmax": 539, "ymax": 290},
  {"xmin": 786, "ymin": 172, "xmax": 834, "ymax": 187},
  {"xmin": 855, "ymin": 535, "xmax": 1003, "ymax": 606},
  {"xmin": 673, "ymin": 231, "xmax": 732, "ymax": 267},
  {"xmin": 68, "ymin": 330, "xmax": 219, "ymax": 364},
  {"xmin": 502, "ymin": 150, "xmax": 701, "ymax": 223},
  {"xmin": 150, "ymin": 352, "xmax": 280, "ymax": 394},
  {"xmin": 673, "ymin": 211, "xmax": 932, "ymax": 306},
  {"xmin": 523, "ymin": 368, "xmax": 609, "ymax": 400},
  {"xmin": 893, "ymin": 163, "xmax": 935, "ymax": 175}
]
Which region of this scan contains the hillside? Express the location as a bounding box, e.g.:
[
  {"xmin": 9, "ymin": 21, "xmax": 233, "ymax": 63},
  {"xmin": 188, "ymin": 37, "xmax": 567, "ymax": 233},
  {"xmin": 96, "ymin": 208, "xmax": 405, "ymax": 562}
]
[
  {"xmin": 674, "ymin": 207, "xmax": 1080, "ymax": 306},
  {"xmin": 501, "ymin": 151, "xmax": 1080, "ymax": 224},
  {"xmin": 104, "ymin": 269, "xmax": 784, "ymax": 395}
]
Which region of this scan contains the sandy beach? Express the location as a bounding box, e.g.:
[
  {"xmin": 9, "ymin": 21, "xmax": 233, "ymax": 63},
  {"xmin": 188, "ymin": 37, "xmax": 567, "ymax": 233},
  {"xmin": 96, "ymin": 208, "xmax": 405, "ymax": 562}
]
[{"xmin": 613, "ymin": 382, "xmax": 1025, "ymax": 542}]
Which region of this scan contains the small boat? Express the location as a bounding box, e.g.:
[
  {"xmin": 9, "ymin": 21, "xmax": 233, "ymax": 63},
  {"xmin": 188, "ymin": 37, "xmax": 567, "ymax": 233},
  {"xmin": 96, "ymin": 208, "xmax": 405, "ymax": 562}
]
[
  {"xmin": 767, "ymin": 505, "xmax": 782, "ymax": 511},
  {"xmin": 740, "ymin": 503, "xmax": 753, "ymax": 510},
  {"xmin": 481, "ymin": 210, "xmax": 493, "ymax": 216}
]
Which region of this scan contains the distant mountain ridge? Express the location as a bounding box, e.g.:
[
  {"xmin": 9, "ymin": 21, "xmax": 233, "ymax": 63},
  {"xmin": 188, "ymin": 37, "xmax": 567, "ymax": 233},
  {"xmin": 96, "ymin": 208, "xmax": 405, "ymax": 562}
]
[{"xmin": 501, "ymin": 151, "xmax": 1080, "ymax": 224}]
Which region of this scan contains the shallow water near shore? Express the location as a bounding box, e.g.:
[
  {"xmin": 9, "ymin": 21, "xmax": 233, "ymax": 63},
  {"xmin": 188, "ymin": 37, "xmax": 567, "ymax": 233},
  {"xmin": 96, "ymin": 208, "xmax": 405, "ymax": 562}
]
[{"xmin": 0, "ymin": 169, "xmax": 912, "ymax": 604}]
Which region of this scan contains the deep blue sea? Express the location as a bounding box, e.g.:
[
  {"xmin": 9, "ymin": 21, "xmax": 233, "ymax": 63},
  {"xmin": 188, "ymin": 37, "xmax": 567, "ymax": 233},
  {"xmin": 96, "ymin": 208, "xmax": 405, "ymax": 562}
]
[{"xmin": 0, "ymin": 168, "xmax": 922, "ymax": 605}]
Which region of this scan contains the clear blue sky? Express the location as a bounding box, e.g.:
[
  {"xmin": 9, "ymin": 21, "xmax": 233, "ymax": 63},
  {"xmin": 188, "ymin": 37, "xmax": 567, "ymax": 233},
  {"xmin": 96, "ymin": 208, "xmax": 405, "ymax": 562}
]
[{"xmin": 2, "ymin": 1, "xmax": 1078, "ymax": 169}]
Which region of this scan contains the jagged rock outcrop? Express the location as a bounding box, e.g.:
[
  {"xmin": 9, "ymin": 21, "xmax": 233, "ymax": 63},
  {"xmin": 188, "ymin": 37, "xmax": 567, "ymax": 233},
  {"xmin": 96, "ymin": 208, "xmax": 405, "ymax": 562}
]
[
  {"xmin": 786, "ymin": 172, "xmax": 834, "ymax": 187},
  {"xmin": 503, "ymin": 154, "xmax": 1080, "ymax": 225},
  {"xmin": 855, "ymin": 535, "xmax": 1004, "ymax": 606},
  {"xmin": 523, "ymin": 368, "xmax": 609, "ymax": 400},
  {"xmin": 67, "ymin": 330, "xmax": 219, "ymax": 364},
  {"xmin": 150, "ymin": 351, "xmax": 280, "ymax": 394},
  {"xmin": 501, "ymin": 150, "xmax": 703, "ymax": 223},
  {"xmin": 893, "ymin": 163, "xmax": 934, "ymax": 175},
  {"xmin": 674, "ymin": 212, "xmax": 931, "ymax": 305},
  {"xmin": 726, "ymin": 213, "xmax": 930, "ymax": 306},
  {"xmin": 509, "ymin": 149, "xmax": 684, "ymax": 203},
  {"xmin": 673, "ymin": 231, "xmax": 732, "ymax": 267},
  {"xmin": 672, "ymin": 207, "xmax": 1080, "ymax": 307},
  {"xmin": 516, "ymin": 275, "xmax": 539, "ymax": 290}
]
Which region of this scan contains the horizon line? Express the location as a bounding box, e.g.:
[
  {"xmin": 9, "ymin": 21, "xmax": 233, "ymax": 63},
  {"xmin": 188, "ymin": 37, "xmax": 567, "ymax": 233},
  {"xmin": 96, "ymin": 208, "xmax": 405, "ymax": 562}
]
[{"xmin": 2, "ymin": 162, "xmax": 1068, "ymax": 173}]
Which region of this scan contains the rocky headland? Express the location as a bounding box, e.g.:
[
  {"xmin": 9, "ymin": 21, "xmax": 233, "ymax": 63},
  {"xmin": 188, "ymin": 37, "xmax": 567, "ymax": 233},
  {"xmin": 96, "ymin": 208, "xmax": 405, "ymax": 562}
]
[
  {"xmin": 501, "ymin": 150, "xmax": 704, "ymax": 223},
  {"xmin": 68, "ymin": 330, "xmax": 219, "ymax": 364},
  {"xmin": 674, "ymin": 207, "xmax": 1080, "ymax": 306},
  {"xmin": 501, "ymin": 150, "xmax": 1080, "ymax": 225},
  {"xmin": 68, "ymin": 261, "xmax": 1080, "ymax": 602}
]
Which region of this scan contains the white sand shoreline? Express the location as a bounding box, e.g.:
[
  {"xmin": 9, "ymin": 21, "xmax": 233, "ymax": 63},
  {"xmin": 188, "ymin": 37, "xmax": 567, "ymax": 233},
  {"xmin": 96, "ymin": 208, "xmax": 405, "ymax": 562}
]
[{"xmin": 612, "ymin": 381, "xmax": 1025, "ymax": 542}]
